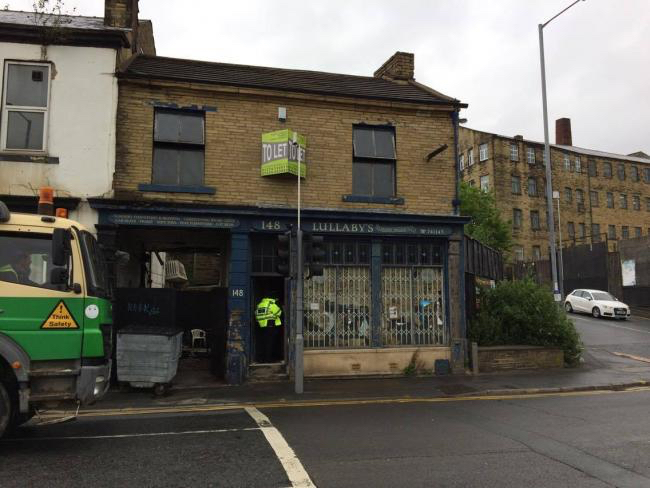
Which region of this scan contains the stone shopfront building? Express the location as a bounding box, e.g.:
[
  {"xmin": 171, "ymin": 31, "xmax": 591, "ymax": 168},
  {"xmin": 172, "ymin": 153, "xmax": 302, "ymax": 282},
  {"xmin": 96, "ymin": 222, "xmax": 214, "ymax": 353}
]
[{"xmin": 92, "ymin": 51, "xmax": 468, "ymax": 384}]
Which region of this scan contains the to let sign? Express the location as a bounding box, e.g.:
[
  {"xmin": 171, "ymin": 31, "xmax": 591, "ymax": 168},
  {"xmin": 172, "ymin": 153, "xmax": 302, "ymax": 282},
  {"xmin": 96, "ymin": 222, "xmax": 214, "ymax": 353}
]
[{"xmin": 261, "ymin": 129, "xmax": 307, "ymax": 178}]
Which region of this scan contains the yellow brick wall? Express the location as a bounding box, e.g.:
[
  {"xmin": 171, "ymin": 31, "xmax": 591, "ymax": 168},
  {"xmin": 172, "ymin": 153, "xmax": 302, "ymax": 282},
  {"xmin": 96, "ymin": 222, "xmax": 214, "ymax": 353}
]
[
  {"xmin": 114, "ymin": 80, "xmax": 457, "ymax": 216},
  {"xmin": 460, "ymin": 127, "xmax": 650, "ymax": 261}
]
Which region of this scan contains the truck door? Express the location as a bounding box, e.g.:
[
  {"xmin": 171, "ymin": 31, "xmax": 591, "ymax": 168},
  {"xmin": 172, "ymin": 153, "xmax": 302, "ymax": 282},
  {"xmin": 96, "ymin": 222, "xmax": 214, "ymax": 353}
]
[{"xmin": 0, "ymin": 230, "xmax": 84, "ymax": 361}]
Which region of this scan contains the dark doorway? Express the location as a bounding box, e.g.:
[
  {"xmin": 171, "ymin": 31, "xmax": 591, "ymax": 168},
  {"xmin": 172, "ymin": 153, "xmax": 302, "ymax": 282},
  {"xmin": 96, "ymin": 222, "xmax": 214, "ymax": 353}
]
[{"xmin": 252, "ymin": 276, "xmax": 286, "ymax": 364}]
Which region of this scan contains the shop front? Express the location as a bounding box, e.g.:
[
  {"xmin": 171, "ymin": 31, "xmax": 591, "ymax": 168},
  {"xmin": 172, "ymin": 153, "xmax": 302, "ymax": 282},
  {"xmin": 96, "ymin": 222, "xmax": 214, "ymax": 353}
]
[{"xmin": 90, "ymin": 199, "xmax": 467, "ymax": 384}]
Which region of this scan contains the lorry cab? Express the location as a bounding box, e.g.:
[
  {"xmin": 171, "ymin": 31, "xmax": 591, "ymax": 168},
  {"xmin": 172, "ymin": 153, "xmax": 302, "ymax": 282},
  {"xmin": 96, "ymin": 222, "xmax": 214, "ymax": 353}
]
[{"xmin": 0, "ymin": 201, "xmax": 112, "ymax": 437}]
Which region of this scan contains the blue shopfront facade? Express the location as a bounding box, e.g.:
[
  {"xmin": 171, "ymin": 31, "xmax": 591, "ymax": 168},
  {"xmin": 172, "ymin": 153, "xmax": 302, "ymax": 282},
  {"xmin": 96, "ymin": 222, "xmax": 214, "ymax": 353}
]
[{"xmin": 91, "ymin": 199, "xmax": 468, "ymax": 384}]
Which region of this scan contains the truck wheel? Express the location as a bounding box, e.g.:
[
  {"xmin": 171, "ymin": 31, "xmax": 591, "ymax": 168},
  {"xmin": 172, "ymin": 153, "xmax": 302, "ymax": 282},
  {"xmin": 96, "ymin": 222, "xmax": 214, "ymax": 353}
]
[{"xmin": 0, "ymin": 381, "xmax": 13, "ymax": 438}]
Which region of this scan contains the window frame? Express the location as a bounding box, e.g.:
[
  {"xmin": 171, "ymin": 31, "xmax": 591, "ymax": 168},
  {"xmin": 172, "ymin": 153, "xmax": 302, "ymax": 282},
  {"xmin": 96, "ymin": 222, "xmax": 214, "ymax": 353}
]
[
  {"xmin": 510, "ymin": 143, "xmax": 519, "ymax": 162},
  {"xmin": 1, "ymin": 61, "xmax": 51, "ymax": 153},
  {"xmin": 631, "ymin": 165, "xmax": 639, "ymax": 182},
  {"xmin": 459, "ymin": 153, "xmax": 465, "ymax": 171},
  {"xmin": 563, "ymin": 154, "xmax": 571, "ymax": 172},
  {"xmin": 530, "ymin": 210, "xmax": 541, "ymax": 230},
  {"xmin": 351, "ymin": 124, "xmax": 397, "ymax": 198},
  {"xmin": 564, "ymin": 187, "xmax": 572, "ymax": 204},
  {"xmin": 575, "ymin": 156, "xmax": 582, "ymax": 173},
  {"xmin": 468, "ymin": 148, "xmax": 474, "ymax": 166},
  {"xmin": 480, "ymin": 175, "xmax": 489, "ymax": 192},
  {"xmin": 526, "ymin": 147, "xmax": 535, "ymax": 165},
  {"xmin": 479, "ymin": 143, "xmax": 488, "ymax": 162},
  {"xmin": 632, "ymin": 194, "xmax": 641, "ymax": 211},
  {"xmin": 603, "ymin": 162, "xmax": 612, "ymax": 178},
  {"xmin": 513, "ymin": 208, "xmax": 522, "ymax": 229},
  {"xmin": 617, "ymin": 163, "xmax": 625, "ymax": 181},
  {"xmin": 527, "ymin": 177, "xmax": 537, "ymax": 197},
  {"xmin": 620, "ymin": 193, "xmax": 628, "ymax": 209},
  {"xmin": 590, "ymin": 190, "xmax": 599, "ymax": 207},
  {"xmin": 151, "ymin": 108, "xmax": 206, "ymax": 188},
  {"xmin": 511, "ymin": 175, "xmax": 521, "ymax": 195},
  {"xmin": 606, "ymin": 192, "xmax": 614, "ymax": 208}
]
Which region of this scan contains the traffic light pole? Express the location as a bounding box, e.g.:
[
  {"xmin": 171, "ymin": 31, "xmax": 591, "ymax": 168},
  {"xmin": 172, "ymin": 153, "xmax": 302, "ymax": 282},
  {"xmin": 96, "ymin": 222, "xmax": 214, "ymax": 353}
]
[{"xmin": 293, "ymin": 134, "xmax": 304, "ymax": 394}]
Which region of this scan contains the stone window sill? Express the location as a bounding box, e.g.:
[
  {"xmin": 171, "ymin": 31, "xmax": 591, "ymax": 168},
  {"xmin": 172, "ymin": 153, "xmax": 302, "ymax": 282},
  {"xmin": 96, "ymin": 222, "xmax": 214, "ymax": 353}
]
[
  {"xmin": 342, "ymin": 194, "xmax": 404, "ymax": 205},
  {"xmin": 138, "ymin": 183, "xmax": 216, "ymax": 195},
  {"xmin": 0, "ymin": 152, "xmax": 58, "ymax": 164}
]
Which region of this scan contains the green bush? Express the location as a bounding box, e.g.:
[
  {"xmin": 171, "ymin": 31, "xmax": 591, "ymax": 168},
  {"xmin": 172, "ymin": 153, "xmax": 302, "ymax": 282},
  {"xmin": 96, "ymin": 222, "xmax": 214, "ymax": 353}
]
[{"xmin": 469, "ymin": 279, "xmax": 583, "ymax": 366}]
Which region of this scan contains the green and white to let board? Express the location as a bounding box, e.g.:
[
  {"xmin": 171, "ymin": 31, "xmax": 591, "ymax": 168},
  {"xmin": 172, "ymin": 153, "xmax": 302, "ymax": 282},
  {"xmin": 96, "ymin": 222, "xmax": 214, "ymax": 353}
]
[{"xmin": 261, "ymin": 129, "xmax": 307, "ymax": 177}]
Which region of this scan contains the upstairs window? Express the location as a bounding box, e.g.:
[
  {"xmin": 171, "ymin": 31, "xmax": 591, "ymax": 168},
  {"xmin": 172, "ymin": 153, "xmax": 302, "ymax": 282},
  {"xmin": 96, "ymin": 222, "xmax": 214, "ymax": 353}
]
[
  {"xmin": 459, "ymin": 153, "xmax": 465, "ymax": 171},
  {"xmin": 608, "ymin": 225, "xmax": 616, "ymax": 240},
  {"xmin": 620, "ymin": 193, "xmax": 628, "ymax": 209},
  {"xmin": 646, "ymin": 197, "xmax": 650, "ymax": 212},
  {"xmin": 592, "ymin": 224, "xmax": 601, "ymax": 242},
  {"xmin": 468, "ymin": 148, "xmax": 474, "ymax": 166},
  {"xmin": 622, "ymin": 226, "xmax": 629, "ymax": 239},
  {"xmin": 635, "ymin": 227, "xmax": 642, "ymax": 238},
  {"xmin": 576, "ymin": 189, "xmax": 584, "ymax": 205},
  {"xmin": 606, "ymin": 192, "xmax": 614, "ymax": 208},
  {"xmin": 1, "ymin": 62, "xmax": 50, "ymax": 151},
  {"xmin": 578, "ymin": 223, "xmax": 586, "ymax": 239},
  {"xmin": 527, "ymin": 177, "xmax": 537, "ymax": 196},
  {"xmin": 479, "ymin": 143, "xmax": 488, "ymax": 162},
  {"xmin": 631, "ymin": 166, "xmax": 639, "ymax": 182},
  {"xmin": 603, "ymin": 162, "xmax": 612, "ymax": 178},
  {"xmin": 575, "ymin": 156, "xmax": 582, "ymax": 173},
  {"xmin": 510, "ymin": 143, "xmax": 519, "ymax": 161},
  {"xmin": 513, "ymin": 208, "xmax": 522, "ymax": 229},
  {"xmin": 152, "ymin": 109, "xmax": 205, "ymax": 187},
  {"xmin": 590, "ymin": 190, "xmax": 599, "ymax": 207},
  {"xmin": 567, "ymin": 221, "xmax": 575, "ymax": 238},
  {"xmin": 532, "ymin": 246, "xmax": 541, "ymax": 261},
  {"xmin": 564, "ymin": 187, "xmax": 572, "ymax": 203},
  {"xmin": 480, "ymin": 175, "xmax": 489, "ymax": 192},
  {"xmin": 644, "ymin": 167, "xmax": 650, "ymax": 183},
  {"xmin": 563, "ymin": 154, "xmax": 571, "ymax": 171},
  {"xmin": 526, "ymin": 147, "xmax": 535, "ymax": 164},
  {"xmin": 633, "ymin": 194, "xmax": 641, "ymax": 211},
  {"xmin": 511, "ymin": 175, "xmax": 521, "ymax": 194},
  {"xmin": 588, "ymin": 160, "xmax": 597, "ymax": 177},
  {"xmin": 530, "ymin": 210, "xmax": 541, "ymax": 230},
  {"xmin": 617, "ymin": 163, "xmax": 625, "ymax": 181},
  {"xmin": 352, "ymin": 125, "xmax": 396, "ymax": 198}
]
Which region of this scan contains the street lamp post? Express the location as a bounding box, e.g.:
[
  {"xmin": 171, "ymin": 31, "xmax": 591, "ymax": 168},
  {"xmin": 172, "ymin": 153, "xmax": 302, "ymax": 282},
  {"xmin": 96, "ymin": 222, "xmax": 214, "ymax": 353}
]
[
  {"xmin": 539, "ymin": 0, "xmax": 584, "ymax": 301},
  {"xmin": 553, "ymin": 190, "xmax": 565, "ymax": 299},
  {"xmin": 292, "ymin": 133, "xmax": 304, "ymax": 394}
]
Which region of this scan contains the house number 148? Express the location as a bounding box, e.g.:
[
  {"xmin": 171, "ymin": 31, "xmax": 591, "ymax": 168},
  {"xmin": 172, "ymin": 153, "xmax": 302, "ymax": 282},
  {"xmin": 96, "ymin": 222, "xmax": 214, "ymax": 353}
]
[{"xmin": 262, "ymin": 220, "xmax": 281, "ymax": 230}]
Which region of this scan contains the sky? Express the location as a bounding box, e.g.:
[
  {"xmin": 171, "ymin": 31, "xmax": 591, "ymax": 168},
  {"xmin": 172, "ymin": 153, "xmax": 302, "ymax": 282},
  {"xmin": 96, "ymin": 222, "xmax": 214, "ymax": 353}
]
[{"xmin": 6, "ymin": 0, "xmax": 650, "ymax": 156}]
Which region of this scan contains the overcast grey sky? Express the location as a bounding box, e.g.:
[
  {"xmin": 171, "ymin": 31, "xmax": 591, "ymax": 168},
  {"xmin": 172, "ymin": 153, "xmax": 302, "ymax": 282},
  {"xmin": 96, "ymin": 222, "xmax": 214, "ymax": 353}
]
[{"xmin": 8, "ymin": 0, "xmax": 650, "ymax": 155}]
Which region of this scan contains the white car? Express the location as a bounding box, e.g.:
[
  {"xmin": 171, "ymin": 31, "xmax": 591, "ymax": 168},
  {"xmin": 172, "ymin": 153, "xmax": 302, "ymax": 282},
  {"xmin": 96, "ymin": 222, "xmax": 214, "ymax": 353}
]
[{"xmin": 564, "ymin": 289, "xmax": 631, "ymax": 319}]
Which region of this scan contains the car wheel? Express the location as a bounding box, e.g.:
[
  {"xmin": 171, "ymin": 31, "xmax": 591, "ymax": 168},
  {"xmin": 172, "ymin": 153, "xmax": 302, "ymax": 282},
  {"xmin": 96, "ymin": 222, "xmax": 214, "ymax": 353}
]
[
  {"xmin": 565, "ymin": 302, "xmax": 573, "ymax": 313},
  {"xmin": 592, "ymin": 307, "xmax": 601, "ymax": 319}
]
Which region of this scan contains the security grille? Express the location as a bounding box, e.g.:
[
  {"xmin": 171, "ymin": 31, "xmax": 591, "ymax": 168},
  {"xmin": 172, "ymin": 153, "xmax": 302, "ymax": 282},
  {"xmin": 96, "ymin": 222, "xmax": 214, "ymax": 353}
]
[
  {"xmin": 303, "ymin": 266, "xmax": 371, "ymax": 348},
  {"xmin": 381, "ymin": 267, "xmax": 445, "ymax": 346}
]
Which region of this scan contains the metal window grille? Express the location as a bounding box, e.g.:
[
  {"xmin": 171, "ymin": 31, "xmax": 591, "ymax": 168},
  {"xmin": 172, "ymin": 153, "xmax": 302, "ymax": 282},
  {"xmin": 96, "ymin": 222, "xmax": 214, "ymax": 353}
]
[
  {"xmin": 303, "ymin": 266, "xmax": 371, "ymax": 349},
  {"xmin": 380, "ymin": 267, "xmax": 445, "ymax": 346}
]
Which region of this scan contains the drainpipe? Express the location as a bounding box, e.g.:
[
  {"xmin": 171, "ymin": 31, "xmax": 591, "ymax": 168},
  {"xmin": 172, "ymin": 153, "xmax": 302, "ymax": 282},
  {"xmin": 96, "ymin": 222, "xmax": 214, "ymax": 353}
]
[{"xmin": 451, "ymin": 109, "xmax": 461, "ymax": 216}]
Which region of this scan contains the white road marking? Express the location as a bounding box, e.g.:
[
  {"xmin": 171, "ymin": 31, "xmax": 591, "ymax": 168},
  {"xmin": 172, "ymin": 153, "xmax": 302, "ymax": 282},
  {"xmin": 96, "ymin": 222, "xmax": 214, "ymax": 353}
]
[
  {"xmin": 3, "ymin": 427, "xmax": 259, "ymax": 442},
  {"xmin": 571, "ymin": 315, "xmax": 650, "ymax": 335},
  {"xmin": 612, "ymin": 352, "xmax": 650, "ymax": 364},
  {"xmin": 246, "ymin": 406, "xmax": 316, "ymax": 488}
]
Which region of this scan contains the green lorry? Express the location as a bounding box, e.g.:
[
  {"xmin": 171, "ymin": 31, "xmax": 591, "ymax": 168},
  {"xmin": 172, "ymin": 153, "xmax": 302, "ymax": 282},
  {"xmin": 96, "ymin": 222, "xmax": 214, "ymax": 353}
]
[{"xmin": 0, "ymin": 201, "xmax": 113, "ymax": 437}]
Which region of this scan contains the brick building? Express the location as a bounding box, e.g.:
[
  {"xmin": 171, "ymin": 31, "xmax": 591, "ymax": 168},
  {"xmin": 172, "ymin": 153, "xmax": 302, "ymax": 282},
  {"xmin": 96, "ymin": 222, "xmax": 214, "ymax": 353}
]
[
  {"xmin": 459, "ymin": 119, "xmax": 650, "ymax": 262},
  {"xmin": 90, "ymin": 52, "xmax": 468, "ymax": 383}
]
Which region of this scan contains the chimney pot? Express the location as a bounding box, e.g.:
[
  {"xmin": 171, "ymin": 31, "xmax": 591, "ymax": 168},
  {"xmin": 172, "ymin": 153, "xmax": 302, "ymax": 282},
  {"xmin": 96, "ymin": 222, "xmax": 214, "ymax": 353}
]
[
  {"xmin": 555, "ymin": 118, "xmax": 572, "ymax": 146},
  {"xmin": 104, "ymin": 0, "xmax": 137, "ymax": 29},
  {"xmin": 374, "ymin": 52, "xmax": 414, "ymax": 82},
  {"xmin": 514, "ymin": 135, "xmax": 524, "ymax": 141}
]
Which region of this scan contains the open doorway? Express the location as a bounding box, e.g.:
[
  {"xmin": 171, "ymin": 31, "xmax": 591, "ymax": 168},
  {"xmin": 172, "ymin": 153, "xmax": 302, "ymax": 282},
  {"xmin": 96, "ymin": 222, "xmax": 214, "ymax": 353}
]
[{"xmin": 251, "ymin": 276, "xmax": 286, "ymax": 364}]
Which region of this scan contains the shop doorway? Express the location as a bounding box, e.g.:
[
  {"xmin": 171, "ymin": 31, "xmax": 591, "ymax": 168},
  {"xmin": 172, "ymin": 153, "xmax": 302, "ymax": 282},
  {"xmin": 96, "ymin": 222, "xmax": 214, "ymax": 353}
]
[{"xmin": 251, "ymin": 276, "xmax": 286, "ymax": 364}]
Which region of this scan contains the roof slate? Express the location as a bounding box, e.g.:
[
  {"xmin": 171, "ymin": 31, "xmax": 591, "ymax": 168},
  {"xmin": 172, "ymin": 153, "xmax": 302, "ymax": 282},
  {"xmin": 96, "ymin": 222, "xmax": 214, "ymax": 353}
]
[
  {"xmin": 122, "ymin": 55, "xmax": 461, "ymax": 106},
  {"xmin": 0, "ymin": 10, "xmax": 128, "ymax": 32}
]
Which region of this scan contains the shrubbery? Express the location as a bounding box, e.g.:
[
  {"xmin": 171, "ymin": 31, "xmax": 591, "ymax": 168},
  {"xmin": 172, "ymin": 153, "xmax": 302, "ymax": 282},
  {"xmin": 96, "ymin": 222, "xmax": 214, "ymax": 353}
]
[{"xmin": 468, "ymin": 279, "xmax": 582, "ymax": 366}]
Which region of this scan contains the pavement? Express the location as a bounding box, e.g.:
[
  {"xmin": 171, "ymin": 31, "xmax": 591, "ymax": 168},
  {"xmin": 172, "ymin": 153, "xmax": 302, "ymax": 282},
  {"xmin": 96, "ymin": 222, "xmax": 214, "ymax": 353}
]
[{"xmin": 72, "ymin": 312, "xmax": 650, "ymax": 416}]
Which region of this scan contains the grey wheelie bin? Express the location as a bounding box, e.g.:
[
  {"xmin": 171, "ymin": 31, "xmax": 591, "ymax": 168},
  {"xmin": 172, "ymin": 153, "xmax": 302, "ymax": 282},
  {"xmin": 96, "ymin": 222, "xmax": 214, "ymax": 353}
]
[{"xmin": 116, "ymin": 325, "xmax": 183, "ymax": 395}]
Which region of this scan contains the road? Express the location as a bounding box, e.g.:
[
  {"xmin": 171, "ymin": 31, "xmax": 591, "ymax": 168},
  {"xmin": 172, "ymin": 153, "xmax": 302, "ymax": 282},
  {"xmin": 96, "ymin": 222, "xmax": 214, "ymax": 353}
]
[
  {"xmin": 2, "ymin": 388, "xmax": 650, "ymax": 487},
  {"xmin": 570, "ymin": 311, "xmax": 650, "ymax": 370},
  {"xmin": 2, "ymin": 314, "xmax": 650, "ymax": 487}
]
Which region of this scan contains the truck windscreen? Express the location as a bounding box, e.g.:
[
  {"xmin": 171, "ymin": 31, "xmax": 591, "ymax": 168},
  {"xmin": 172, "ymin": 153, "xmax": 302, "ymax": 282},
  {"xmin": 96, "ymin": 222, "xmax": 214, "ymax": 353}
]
[{"xmin": 79, "ymin": 231, "xmax": 110, "ymax": 299}]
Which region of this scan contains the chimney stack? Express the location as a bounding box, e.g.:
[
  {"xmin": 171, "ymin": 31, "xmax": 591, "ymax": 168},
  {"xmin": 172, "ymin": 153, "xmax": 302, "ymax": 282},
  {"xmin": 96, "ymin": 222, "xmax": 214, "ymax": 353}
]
[
  {"xmin": 374, "ymin": 52, "xmax": 414, "ymax": 82},
  {"xmin": 555, "ymin": 118, "xmax": 572, "ymax": 146},
  {"xmin": 104, "ymin": 0, "xmax": 138, "ymax": 29}
]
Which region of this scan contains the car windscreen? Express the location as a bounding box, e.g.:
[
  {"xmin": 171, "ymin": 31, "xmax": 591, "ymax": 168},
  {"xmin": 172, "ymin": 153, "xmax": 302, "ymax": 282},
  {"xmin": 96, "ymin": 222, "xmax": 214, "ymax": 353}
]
[{"xmin": 592, "ymin": 292, "xmax": 615, "ymax": 301}]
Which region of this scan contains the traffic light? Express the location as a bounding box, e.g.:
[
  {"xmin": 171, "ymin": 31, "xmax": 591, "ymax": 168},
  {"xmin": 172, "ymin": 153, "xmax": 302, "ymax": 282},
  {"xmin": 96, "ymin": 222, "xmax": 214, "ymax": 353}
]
[
  {"xmin": 276, "ymin": 231, "xmax": 291, "ymax": 276},
  {"xmin": 304, "ymin": 233, "xmax": 325, "ymax": 277}
]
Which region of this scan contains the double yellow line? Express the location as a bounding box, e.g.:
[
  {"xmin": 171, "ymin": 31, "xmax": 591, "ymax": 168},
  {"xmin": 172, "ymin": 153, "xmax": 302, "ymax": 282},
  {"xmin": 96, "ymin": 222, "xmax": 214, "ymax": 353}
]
[{"xmin": 37, "ymin": 385, "xmax": 650, "ymax": 420}]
